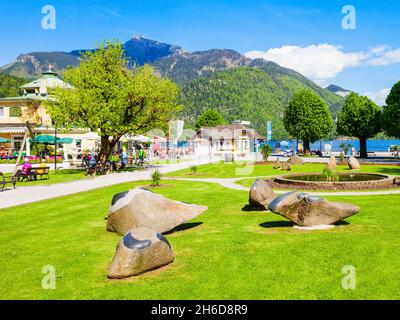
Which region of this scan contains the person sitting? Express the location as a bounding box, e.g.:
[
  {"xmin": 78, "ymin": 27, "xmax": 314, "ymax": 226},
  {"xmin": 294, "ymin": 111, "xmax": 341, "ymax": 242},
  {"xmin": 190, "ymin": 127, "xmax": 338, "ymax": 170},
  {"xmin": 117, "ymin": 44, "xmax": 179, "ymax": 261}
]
[
  {"xmin": 89, "ymin": 153, "xmax": 97, "ymax": 169},
  {"xmin": 36, "ymin": 159, "xmax": 47, "ymax": 175},
  {"xmin": 110, "ymin": 152, "xmax": 120, "ymax": 171}
]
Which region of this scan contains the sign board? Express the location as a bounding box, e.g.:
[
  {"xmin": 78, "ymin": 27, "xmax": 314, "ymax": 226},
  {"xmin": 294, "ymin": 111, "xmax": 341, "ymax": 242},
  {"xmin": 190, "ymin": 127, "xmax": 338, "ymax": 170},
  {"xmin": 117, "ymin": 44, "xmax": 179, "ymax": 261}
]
[
  {"xmin": 169, "ymin": 120, "xmax": 185, "ymax": 140},
  {"xmin": 267, "ymin": 121, "xmax": 272, "ymax": 141}
]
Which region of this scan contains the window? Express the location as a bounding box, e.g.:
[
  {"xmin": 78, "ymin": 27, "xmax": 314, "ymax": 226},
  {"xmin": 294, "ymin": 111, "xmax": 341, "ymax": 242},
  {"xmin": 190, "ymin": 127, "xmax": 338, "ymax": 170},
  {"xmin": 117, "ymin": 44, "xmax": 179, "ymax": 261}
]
[
  {"xmin": 10, "ymin": 107, "xmax": 22, "ymax": 117},
  {"xmin": 0, "ymin": 107, "xmax": 4, "ymax": 118},
  {"xmin": 12, "ymin": 136, "xmax": 24, "ymax": 150}
]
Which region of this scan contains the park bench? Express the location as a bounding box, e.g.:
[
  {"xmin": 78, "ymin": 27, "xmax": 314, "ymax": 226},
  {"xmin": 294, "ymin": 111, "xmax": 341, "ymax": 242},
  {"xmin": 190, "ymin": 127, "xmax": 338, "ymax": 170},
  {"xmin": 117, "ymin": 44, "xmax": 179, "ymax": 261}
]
[
  {"xmin": 0, "ymin": 172, "xmax": 17, "ymax": 191},
  {"xmin": 31, "ymin": 167, "xmax": 50, "ymax": 180},
  {"xmin": 86, "ymin": 163, "xmax": 111, "ymax": 176}
]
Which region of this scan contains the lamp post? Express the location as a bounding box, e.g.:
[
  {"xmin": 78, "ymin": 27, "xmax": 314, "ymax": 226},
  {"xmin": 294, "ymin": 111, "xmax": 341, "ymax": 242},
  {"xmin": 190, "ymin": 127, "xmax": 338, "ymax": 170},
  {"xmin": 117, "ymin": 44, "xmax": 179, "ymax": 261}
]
[{"xmin": 54, "ymin": 127, "xmax": 58, "ymax": 170}]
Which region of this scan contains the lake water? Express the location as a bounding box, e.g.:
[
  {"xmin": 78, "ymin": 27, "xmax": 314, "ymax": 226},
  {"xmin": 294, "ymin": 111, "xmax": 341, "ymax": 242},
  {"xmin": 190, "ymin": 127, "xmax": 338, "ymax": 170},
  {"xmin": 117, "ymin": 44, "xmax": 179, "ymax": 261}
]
[{"xmin": 269, "ymin": 139, "xmax": 400, "ymax": 152}]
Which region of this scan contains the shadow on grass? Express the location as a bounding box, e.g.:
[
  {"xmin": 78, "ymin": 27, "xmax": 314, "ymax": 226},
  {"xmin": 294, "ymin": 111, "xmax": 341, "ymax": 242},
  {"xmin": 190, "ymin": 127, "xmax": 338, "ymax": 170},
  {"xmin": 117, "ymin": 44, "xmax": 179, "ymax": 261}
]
[
  {"xmin": 241, "ymin": 204, "xmax": 266, "ymax": 212},
  {"xmin": 334, "ymin": 220, "xmax": 350, "ymax": 226},
  {"xmin": 165, "ymin": 222, "xmax": 203, "ymax": 234},
  {"xmin": 259, "ymin": 221, "xmax": 293, "ymax": 228}
]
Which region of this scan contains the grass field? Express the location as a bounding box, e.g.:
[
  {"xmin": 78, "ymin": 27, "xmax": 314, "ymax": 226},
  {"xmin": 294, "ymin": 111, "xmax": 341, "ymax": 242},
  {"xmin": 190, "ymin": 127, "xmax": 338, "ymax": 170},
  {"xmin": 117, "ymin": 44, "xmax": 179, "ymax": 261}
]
[
  {"xmin": 166, "ymin": 162, "xmax": 400, "ymax": 179},
  {"xmin": 1, "ymin": 179, "xmax": 399, "ymax": 300}
]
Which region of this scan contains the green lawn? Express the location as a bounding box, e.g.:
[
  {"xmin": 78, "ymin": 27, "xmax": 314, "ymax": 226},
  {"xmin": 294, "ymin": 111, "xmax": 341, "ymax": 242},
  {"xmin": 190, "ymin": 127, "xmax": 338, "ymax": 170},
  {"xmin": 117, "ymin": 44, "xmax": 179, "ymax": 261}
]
[
  {"xmin": 0, "ymin": 179, "xmax": 399, "ymax": 299},
  {"xmin": 166, "ymin": 162, "xmax": 400, "ymax": 179},
  {"xmin": 4, "ymin": 169, "xmax": 90, "ymax": 186},
  {"xmin": 3, "ymin": 167, "xmax": 145, "ymax": 187}
]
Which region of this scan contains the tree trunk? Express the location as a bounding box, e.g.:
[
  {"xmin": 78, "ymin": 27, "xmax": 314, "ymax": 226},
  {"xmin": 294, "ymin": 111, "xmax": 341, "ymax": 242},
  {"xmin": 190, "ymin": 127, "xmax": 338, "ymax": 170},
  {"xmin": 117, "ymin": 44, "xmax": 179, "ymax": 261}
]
[
  {"xmin": 359, "ymin": 137, "xmax": 368, "ymax": 158},
  {"xmin": 98, "ymin": 135, "xmax": 121, "ymax": 164},
  {"xmin": 303, "ymin": 140, "xmax": 311, "ymax": 156}
]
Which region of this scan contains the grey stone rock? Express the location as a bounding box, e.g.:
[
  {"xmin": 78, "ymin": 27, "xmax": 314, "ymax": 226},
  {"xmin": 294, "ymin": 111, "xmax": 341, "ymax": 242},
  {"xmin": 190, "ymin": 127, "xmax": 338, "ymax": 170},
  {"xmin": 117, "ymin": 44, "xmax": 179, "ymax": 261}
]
[
  {"xmin": 348, "ymin": 157, "xmax": 361, "ymax": 170},
  {"xmin": 108, "ymin": 227, "xmax": 175, "ymax": 279},
  {"xmin": 327, "ymin": 156, "xmax": 337, "ymax": 171},
  {"xmin": 106, "ymin": 188, "xmax": 207, "ymax": 236},
  {"xmin": 288, "ymin": 155, "xmax": 304, "ymax": 165},
  {"xmin": 268, "ymin": 191, "xmax": 360, "ymax": 226},
  {"xmin": 249, "ymin": 179, "xmax": 276, "ymax": 209}
]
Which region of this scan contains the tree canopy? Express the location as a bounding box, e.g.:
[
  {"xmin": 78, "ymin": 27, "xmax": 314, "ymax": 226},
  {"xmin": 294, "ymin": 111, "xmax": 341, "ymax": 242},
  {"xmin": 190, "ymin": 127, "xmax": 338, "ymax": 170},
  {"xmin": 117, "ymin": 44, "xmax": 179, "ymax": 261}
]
[
  {"xmin": 194, "ymin": 109, "xmax": 226, "ymax": 130},
  {"xmin": 382, "ymin": 81, "xmax": 400, "ymax": 138},
  {"xmin": 44, "ymin": 40, "xmax": 181, "ymax": 162},
  {"xmin": 337, "ymin": 92, "xmax": 381, "ymax": 158},
  {"xmin": 283, "ymin": 89, "xmax": 333, "ymax": 154}
]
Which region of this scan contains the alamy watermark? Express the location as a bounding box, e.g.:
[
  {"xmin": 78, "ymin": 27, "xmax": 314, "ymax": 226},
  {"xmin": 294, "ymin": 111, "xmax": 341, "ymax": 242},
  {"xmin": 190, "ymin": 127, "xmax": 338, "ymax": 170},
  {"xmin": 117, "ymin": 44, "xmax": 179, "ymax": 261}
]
[
  {"xmin": 42, "ymin": 5, "xmax": 56, "ymax": 30},
  {"xmin": 342, "ymin": 5, "xmax": 356, "ymax": 30},
  {"xmin": 42, "ymin": 265, "xmax": 56, "ymax": 290},
  {"xmin": 341, "ymin": 265, "xmax": 356, "ymax": 290}
]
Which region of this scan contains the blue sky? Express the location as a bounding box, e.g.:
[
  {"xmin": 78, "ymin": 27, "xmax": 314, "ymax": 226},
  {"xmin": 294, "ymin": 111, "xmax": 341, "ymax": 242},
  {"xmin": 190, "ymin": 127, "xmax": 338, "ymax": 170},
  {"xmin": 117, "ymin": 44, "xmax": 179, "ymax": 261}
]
[{"xmin": 1, "ymin": 0, "xmax": 399, "ymax": 103}]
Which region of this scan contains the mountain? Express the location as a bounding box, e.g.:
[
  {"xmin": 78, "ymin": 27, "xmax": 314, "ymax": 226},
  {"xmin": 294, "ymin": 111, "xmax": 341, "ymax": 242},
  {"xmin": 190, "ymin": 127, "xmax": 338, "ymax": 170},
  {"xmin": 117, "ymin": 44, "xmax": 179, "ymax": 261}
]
[
  {"xmin": 0, "ymin": 73, "xmax": 28, "ymax": 98},
  {"xmin": 0, "ymin": 36, "xmax": 182, "ymax": 79},
  {"xmin": 326, "ymin": 84, "xmax": 352, "ymax": 98},
  {"xmin": 152, "ymin": 49, "xmax": 249, "ymax": 84},
  {"xmin": 179, "ymin": 67, "xmax": 344, "ymax": 140},
  {"xmin": 0, "ymin": 36, "xmax": 344, "ymax": 139},
  {"xmin": 0, "ymin": 52, "xmax": 80, "ymax": 79}
]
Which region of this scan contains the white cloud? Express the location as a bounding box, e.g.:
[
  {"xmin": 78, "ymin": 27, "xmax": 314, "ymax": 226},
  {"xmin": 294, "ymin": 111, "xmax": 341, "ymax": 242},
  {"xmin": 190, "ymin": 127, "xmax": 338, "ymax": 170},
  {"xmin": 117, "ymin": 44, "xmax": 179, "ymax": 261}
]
[
  {"xmin": 367, "ymin": 48, "xmax": 400, "ymax": 66},
  {"xmin": 364, "ymin": 88, "xmax": 390, "ymax": 106},
  {"xmin": 245, "ymin": 44, "xmax": 400, "ymax": 82}
]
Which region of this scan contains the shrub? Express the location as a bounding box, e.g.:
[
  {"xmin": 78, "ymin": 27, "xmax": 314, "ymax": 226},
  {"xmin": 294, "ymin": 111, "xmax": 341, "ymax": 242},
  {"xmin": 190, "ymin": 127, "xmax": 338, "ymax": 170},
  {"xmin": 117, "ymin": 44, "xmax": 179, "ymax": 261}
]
[
  {"xmin": 260, "ymin": 144, "xmax": 272, "ymax": 161},
  {"xmin": 151, "ymin": 169, "xmax": 162, "ymax": 186},
  {"xmin": 189, "ymin": 165, "xmax": 198, "ymax": 175},
  {"xmin": 322, "ymin": 167, "xmax": 339, "ymax": 182}
]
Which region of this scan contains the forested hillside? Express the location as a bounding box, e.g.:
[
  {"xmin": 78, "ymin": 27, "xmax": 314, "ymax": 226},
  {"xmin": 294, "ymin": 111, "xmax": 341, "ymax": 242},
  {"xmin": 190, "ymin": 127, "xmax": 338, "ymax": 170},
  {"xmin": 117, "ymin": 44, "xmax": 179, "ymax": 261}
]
[
  {"xmin": 180, "ymin": 67, "xmax": 344, "ymax": 140},
  {"xmin": 0, "ymin": 73, "xmax": 27, "ymax": 98}
]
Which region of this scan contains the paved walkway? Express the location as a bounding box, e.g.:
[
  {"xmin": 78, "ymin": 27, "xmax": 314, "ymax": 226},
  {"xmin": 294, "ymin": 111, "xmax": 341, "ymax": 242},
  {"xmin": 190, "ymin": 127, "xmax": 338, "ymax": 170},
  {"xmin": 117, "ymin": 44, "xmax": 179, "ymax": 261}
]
[
  {"xmin": 0, "ymin": 161, "xmax": 198, "ymax": 209},
  {"xmin": 2, "ymin": 163, "xmax": 400, "ymax": 209}
]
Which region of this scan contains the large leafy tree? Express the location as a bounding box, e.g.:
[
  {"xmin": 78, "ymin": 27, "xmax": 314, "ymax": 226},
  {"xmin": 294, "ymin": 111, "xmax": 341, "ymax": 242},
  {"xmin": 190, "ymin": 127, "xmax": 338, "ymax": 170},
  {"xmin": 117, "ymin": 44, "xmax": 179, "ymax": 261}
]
[
  {"xmin": 194, "ymin": 109, "xmax": 226, "ymax": 130},
  {"xmin": 283, "ymin": 89, "xmax": 333, "ymax": 155},
  {"xmin": 382, "ymin": 81, "xmax": 400, "ymax": 138},
  {"xmin": 337, "ymin": 92, "xmax": 381, "ymax": 158},
  {"xmin": 45, "ymin": 40, "xmax": 181, "ymax": 162}
]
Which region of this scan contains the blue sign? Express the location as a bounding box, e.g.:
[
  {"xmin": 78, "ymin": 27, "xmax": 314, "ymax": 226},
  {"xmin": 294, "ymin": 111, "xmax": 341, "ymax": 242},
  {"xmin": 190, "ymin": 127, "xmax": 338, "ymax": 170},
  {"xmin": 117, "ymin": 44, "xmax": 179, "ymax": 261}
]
[{"xmin": 267, "ymin": 121, "xmax": 272, "ymax": 141}]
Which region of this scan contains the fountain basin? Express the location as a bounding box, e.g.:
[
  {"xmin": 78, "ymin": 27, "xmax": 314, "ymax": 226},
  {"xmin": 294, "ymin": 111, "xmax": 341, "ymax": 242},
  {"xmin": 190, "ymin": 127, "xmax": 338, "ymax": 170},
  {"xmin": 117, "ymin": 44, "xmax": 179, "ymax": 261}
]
[{"xmin": 273, "ymin": 172, "xmax": 395, "ymax": 190}]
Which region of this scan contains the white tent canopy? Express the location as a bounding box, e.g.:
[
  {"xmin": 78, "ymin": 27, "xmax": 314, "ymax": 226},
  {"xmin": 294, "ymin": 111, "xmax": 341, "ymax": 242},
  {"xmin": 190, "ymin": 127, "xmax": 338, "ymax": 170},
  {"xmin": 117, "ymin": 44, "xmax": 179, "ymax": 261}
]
[{"xmin": 76, "ymin": 132, "xmax": 101, "ymax": 140}]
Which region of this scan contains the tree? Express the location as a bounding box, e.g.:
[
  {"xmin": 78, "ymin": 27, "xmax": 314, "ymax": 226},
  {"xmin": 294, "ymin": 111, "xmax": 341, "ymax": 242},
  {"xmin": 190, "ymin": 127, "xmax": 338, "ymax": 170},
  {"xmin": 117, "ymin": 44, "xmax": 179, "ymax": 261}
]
[
  {"xmin": 260, "ymin": 144, "xmax": 272, "ymax": 160},
  {"xmin": 283, "ymin": 89, "xmax": 333, "ymax": 155},
  {"xmin": 382, "ymin": 81, "xmax": 400, "ymax": 138},
  {"xmin": 194, "ymin": 109, "xmax": 226, "ymax": 130},
  {"xmin": 337, "ymin": 92, "xmax": 381, "ymax": 158},
  {"xmin": 45, "ymin": 40, "xmax": 181, "ymax": 162}
]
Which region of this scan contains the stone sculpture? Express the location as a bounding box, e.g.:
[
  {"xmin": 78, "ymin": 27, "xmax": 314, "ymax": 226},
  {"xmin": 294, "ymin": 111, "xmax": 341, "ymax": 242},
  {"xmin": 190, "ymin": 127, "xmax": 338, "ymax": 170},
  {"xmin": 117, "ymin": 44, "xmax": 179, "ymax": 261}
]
[
  {"xmin": 107, "ymin": 188, "xmax": 207, "ymax": 236},
  {"xmin": 268, "ymin": 191, "xmax": 360, "ymax": 226},
  {"xmin": 108, "ymin": 227, "xmax": 175, "ymax": 279},
  {"xmin": 348, "ymin": 157, "xmax": 361, "ymax": 170},
  {"xmin": 249, "ymin": 179, "xmax": 276, "ymax": 209},
  {"xmin": 288, "ymin": 155, "xmax": 304, "ymax": 165},
  {"xmin": 327, "ymin": 156, "xmax": 337, "ymax": 171}
]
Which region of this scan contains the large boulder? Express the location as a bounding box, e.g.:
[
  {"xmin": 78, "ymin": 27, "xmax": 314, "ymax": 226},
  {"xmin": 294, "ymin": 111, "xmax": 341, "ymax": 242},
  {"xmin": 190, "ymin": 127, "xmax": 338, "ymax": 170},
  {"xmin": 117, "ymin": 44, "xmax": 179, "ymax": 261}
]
[
  {"xmin": 348, "ymin": 157, "xmax": 360, "ymax": 170},
  {"xmin": 268, "ymin": 191, "xmax": 360, "ymax": 226},
  {"xmin": 288, "ymin": 155, "xmax": 304, "ymax": 165},
  {"xmin": 249, "ymin": 179, "xmax": 276, "ymax": 209},
  {"xmin": 108, "ymin": 227, "xmax": 175, "ymax": 279},
  {"xmin": 107, "ymin": 188, "xmax": 207, "ymax": 235},
  {"xmin": 327, "ymin": 156, "xmax": 337, "ymax": 171}
]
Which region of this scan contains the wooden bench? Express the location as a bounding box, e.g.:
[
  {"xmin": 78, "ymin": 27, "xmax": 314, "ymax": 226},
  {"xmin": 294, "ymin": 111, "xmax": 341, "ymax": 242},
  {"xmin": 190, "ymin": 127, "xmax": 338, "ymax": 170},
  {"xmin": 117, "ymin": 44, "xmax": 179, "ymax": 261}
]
[
  {"xmin": 31, "ymin": 167, "xmax": 50, "ymax": 180},
  {"xmin": 86, "ymin": 163, "xmax": 110, "ymax": 176},
  {"xmin": 0, "ymin": 172, "xmax": 17, "ymax": 191}
]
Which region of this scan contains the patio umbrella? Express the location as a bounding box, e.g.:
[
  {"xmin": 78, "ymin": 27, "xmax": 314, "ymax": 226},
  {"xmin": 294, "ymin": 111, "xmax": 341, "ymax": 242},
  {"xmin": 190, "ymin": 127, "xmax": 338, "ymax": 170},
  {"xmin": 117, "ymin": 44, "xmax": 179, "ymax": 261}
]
[
  {"xmin": 57, "ymin": 137, "xmax": 73, "ymax": 144},
  {"xmin": 30, "ymin": 135, "xmax": 58, "ymax": 145},
  {"xmin": 0, "ymin": 137, "xmax": 11, "ymax": 143}
]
